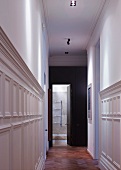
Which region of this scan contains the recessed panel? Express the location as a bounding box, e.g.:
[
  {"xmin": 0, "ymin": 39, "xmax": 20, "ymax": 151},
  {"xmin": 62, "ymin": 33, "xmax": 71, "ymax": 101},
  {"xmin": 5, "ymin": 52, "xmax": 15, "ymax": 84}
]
[
  {"xmin": 13, "ymin": 82, "xmax": 18, "ymax": 116},
  {"xmin": 107, "ymin": 100, "xmax": 109, "ymax": 115},
  {"xmin": 35, "ymin": 121, "xmax": 39, "ymax": 161},
  {"xmin": 32, "ymin": 95, "xmax": 34, "ymax": 115},
  {"xmin": 5, "ymin": 76, "xmax": 11, "ymax": 116},
  {"xmin": 35, "ymin": 97, "xmax": 37, "ymax": 115},
  {"xmin": 109, "ymin": 99, "xmax": 113, "ymax": 114},
  {"xmin": 117, "ymin": 96, "xmax": 120, "ymax": 114},
  {"xmin": 0, "ymin": 130, "xmax": 10, "ymax": 170},
  {"xmin": 30, "ymin": 94, "xmax": 32, "ymax": 115},
  {"xmin": 27, "ymin": 92, "xmax": 30, "ymax": 115},
  {"xmin": 24, "ymin": 89, "xmax": 27, "ymax": 115},
  {"xmin": 104, "ymin": 101, "xmax": 107, "ymax": 115},
  {"xmin": 102, "ymin": 118, "xmax": 107, "ymax": 155},
  {"xmin": 19, "ymin": 87, "xmax": 22, "ymax": 116},
  {"xmin": 113, "ymin": 120, "xmax": 120, "ymax": 168},
  {"xmin": 12, "ymin": 127, "xmax": 22, "ymax": 170},
  {"xmin": 29, "ymin": 121, "xmax": 35, "ymax": 169},
  {"xmin": 113, "ymin": 97, "xmax": 117, "ymax": 115},
  {"xmin": 0, "ymin": 72, "xmax": 2, "ymax": 116},
  {"xmin": 107, "ymin": 120, "xmax": 113, "ymax": 161},
  {"xmin": 23, "ymin": 123, "xmax": 29, "ymax": 170}
]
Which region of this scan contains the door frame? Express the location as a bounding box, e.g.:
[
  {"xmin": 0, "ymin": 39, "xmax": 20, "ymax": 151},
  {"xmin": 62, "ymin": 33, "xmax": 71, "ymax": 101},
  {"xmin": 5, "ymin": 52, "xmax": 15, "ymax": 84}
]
[{"xmin": 48, "ymin": 84, "xmax": 72, "ymax": 147}]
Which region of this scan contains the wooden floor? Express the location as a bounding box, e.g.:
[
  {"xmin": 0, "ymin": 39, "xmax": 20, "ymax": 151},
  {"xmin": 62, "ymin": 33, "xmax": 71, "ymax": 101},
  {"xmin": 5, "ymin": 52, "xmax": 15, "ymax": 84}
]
[{"xmin": 45, "ymin": 146, "xmax": 100, "ymax": 170}]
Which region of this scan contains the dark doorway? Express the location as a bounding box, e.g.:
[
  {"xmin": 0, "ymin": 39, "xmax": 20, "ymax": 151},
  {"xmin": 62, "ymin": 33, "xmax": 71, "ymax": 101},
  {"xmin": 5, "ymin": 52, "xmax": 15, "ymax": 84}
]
[{"xmin": 49, "ymin": 66, "xmax": 87, "ymax": 146}]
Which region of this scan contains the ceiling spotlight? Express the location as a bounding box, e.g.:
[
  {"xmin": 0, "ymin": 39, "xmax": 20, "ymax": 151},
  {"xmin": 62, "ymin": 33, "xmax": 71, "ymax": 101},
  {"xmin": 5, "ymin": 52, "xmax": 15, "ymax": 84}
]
[
  {"xmin": 67, "ymin": 38, "xmax": 70, "ymax": 45},
  {"xmin": 70, "ymin": 1, "xmax": 76, "ymax": 6}
]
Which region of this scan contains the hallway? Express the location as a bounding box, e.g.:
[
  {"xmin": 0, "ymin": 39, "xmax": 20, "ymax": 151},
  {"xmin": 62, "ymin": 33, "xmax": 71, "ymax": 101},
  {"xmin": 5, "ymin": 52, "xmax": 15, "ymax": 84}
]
[
  {"xmin": 1, "ymin": 0, "xmax": 121, "ymax": 170},
  {"xmin": 45, "ymin": 146, "xmax": 100, "ymax": 170}
]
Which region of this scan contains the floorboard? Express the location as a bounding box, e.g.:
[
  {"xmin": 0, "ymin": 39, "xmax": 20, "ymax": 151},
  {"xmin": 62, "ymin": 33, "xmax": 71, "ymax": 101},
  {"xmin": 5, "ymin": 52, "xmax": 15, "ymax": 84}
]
[{"xmin": 45, "ymin": 146, "xmax": 100, "ymax": 170}]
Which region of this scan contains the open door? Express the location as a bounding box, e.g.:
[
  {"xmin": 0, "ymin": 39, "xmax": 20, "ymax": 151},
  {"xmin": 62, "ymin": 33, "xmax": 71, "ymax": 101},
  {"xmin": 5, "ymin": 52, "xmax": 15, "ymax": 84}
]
[{"xmin": 67, "ymin": 85, "xmax": 72, "ymax": 145}]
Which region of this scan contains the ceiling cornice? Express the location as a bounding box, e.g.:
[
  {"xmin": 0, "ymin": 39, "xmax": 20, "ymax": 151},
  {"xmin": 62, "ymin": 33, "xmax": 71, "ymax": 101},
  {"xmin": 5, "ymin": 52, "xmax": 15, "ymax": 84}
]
[
  {"xmin": 87, "ymin": 0, "xmax": 111, "ymax": 49},
  {"xmin": 85, "ymin": 0, "xmax": 106, "ymax": 49}
]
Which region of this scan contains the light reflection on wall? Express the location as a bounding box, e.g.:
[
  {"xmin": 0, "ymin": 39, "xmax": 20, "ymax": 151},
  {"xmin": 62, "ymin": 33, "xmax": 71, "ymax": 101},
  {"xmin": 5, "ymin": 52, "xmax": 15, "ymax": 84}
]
[
  {"xmin": 25, "ymin": 0, "xmax": 32, "ymax": 68},
  {"xmin": 88, "ymin": 47, "xmax": 93, "ymax": 85},
  {"xmin": 38, "ymin": 33, "xmax": 42, "ymax": 85},
  {"xmin": 102, "ymin": 51, "xmax": 109, "ymax": 90},
  {"xmin": 100, "ymin": 19, "xmax": 110, "ymax": 90}
]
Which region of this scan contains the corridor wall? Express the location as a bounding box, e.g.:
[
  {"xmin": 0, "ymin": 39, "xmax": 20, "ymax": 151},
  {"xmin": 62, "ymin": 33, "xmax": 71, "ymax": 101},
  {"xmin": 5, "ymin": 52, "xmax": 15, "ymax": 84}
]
[
  {"xmin": 0, "ymin": 0, "xmax": 49, "ymax": 169},
  {"xmin": 87, "ymin": 0, "xmax": 121, "ymax": 169}
]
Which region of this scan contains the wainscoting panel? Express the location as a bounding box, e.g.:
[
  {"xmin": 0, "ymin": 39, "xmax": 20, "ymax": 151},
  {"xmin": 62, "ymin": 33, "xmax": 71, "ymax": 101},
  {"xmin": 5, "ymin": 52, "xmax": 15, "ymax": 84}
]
[
  {"xmin": 13, "ymin": 81, "xmax": 18, "ymax": 116},
  {"xmin": 107, "ymin": 119, "xmax": 113, "ymax": 162},
  {"xmin": 99, "ymin": 81, "xmax": 121, "ymax": 170},
  {"xmin": 4, "ymin": 75, "xmax": 11, "ymax": 117},
  {"xmin": 101, "ymin": 118, "xmax": 107, "ymax": 156},
  {"xmin": 0, "ymin": 27, "xmax": 45, "ymax": 170},
  {"xmin": 0, "ymin": 72, "xmax": 2, "ymax": 117},
  {"xmin": 18, "ymin": 86, "xmax": 23, "ymax": 116},
  {"xmin": 12, "ymin": 125, "xmax": 22, "ymax": 170},
  {"xmin": 0, "ymin": 127, "xmax": 10, "ymax": 170},
  {"xmin": 113, "ymin": 119, "xmax": 120, "ymax": 169}
]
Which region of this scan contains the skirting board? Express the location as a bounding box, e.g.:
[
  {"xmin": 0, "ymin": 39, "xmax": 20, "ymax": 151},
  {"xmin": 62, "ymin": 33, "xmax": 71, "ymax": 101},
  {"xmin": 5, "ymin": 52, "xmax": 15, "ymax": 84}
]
[
  {"xmin": 36, "ymin": 156, "xmax": 45, "ymax": 170},
  {"xmin": 87, "ymin": 148, "xmax": 94, "ymax": 159}
]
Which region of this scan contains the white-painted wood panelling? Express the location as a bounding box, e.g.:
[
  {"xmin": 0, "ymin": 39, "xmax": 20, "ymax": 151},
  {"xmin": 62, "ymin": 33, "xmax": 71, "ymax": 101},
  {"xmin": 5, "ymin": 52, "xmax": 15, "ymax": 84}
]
[
  {"xmin": 99, "ymin": 81, "xmax": 121, "ymax": 170},
  {"xmin": 0, "ymin": 27, "xmax": 45, "ymax": 170},
  {"xmin": 0, "ymin": 72, "xmax": 2, "ymax": 117},
  {"xmin": 0, "ymin": 128, "xmax": 10, "ymax": 170},
  {"xmin": 13, "ymin": 81, "xmax": 18, "ymax": 116},
  {"xmin": 4, "ymin": 75, "xmax": 11, "ymax": 117},
  {"xmin": 18, "ymin": 86, "xmax": 22, "ymax": 116},
  {"xmin": 12, "ymin": 125, "xmax": 22, "ymax": 170}
]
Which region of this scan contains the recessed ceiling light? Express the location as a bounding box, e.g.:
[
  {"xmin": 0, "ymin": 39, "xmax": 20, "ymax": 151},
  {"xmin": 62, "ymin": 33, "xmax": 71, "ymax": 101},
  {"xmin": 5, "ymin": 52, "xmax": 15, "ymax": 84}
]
[
  {"xmin": 65, "ymin": 52, "xmax": 69, "ymax": 54},
  {"xmin": 70, "ymin": 1, "xmax": 76, "ymax": 6}
]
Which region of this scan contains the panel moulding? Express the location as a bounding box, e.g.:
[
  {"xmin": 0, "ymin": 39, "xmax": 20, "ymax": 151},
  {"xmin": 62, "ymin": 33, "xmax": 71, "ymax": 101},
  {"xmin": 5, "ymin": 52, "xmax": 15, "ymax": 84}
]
[
  {"xmin": 99, "ymin": 80, "xmax": 121, "ymax": 170},
  {"xmin": 4, "ymin": 75, "xmax": 11, "ymax": 117},
  {"xmin": 19, "ymin": 85, "xmax": 23, "ymax": 116},
  {"xmin": 13, "ymin": 81, "xmax": 18, "ymax": 116},
  {"xmin": 0, "ymin": 72, "xmax": 3, "ymax": 117},
  {"xmin": 0, "ymin": 27, "xmax": 45, "ymax": 170}
]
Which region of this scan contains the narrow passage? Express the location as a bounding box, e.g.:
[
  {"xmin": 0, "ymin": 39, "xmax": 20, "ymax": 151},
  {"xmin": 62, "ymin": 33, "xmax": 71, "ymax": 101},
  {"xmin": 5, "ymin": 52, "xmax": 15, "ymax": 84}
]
[{"xmin": 45, "ymin": 146, "xmax": 100, "ymax": 170}]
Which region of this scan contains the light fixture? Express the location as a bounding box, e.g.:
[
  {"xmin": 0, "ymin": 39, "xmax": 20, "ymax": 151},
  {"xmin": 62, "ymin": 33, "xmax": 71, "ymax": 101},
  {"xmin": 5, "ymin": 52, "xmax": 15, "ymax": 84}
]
[
  {"xmin": 65, "ymin": 52, "xmax": 69, "ymax": 54},
  {"xmin": 67, "ymin": 38, "xmax": 70, "ymax": 45},
  {"xmin": 70, "ymin": 1, "xmax": 76, "ymax": 6}
]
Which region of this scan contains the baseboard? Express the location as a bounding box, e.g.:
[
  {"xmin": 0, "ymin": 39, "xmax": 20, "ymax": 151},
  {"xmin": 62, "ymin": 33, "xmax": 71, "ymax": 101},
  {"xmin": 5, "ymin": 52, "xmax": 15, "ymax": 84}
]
[
  {"xmin": 87, "ymin": 148, "xmax": 94, "ymax": 159},
  {"xmin": 36, "ymin": 156, "xmax": 45, "ymax": 170}
]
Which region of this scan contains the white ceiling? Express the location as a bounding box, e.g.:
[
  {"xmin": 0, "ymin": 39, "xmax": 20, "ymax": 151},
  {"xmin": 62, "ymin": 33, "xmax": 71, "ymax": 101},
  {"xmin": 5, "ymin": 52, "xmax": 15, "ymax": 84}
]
[{"xmin": 42, "ymin": 0, "xmax": 106, "ymax": 57}]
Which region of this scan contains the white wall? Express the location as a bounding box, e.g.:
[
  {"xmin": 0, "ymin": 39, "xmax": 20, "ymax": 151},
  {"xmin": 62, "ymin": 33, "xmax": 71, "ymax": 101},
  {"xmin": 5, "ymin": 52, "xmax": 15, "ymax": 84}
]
[
  {"xmin": 100, "ymin": 0, "xmax": 121, "ymax": 90},
  {"xmin": 87, "ymin": 46, "xmax": 96, "ymax": 158},
  {"xmin": 87, "ymin": 0, "xmax": 121, "ymax": 160},
  {"xmin": 42, "ymin": 22, "xmax": 49, "ymax": 158},
  {"xmin": 0, "ymin": 0, "xmax": 49, "ymax": 168},
  {"xmin": 0, "ymin": 0, "xmax": 49, "ymax": 87},
  {"xmin": 0, "ymin": 28, "xmax": 45, "ymax": 170}
]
